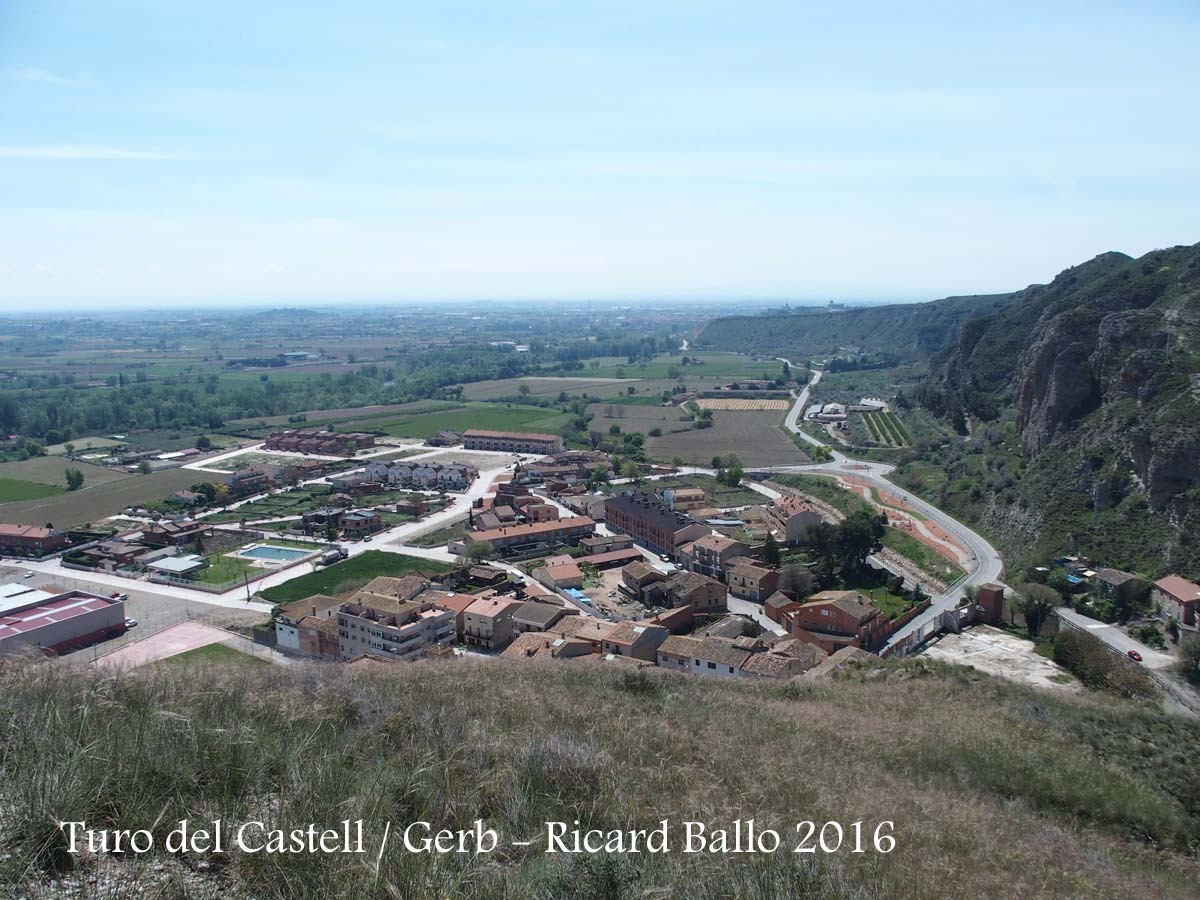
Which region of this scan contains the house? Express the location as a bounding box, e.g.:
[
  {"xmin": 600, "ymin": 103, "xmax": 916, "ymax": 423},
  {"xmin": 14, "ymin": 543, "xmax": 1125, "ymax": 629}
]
[
  {"xmin": 1093, "ymin": 568, "xmax": 1147, "ymax": 607},
  {"xmin": 780, "ymin": 590, "xmax": 885, "ymax": 653},
  {"xmin": 580, "ymin": 533, "xmax": 634, "ymax": 555},
  {"xmin": 548, "ymin": 615, "xmax": 616, "ymax": 650},
  {"xmin": 428, "ymin": 592, "xmax": 476, "ymax": 641},
  {"xmin": 620, "ymin": 560, "xmax": 668, "ymax": 602},
  {"xmin": 0, "ymin": 524, "xmax": 71, "ymax": 557},
  {"xmin": 341, "ymin": 510, "xmax": 383, "ymax": 539},
  {"xmin": 302, "ymin": 507, "xmax": 345, "ymax": 535},
  {"xmin": 461, "ymin": 430, "xmax": 563, "ymax": 454},
  {"xmin": 656, "ymin": 634, "xmax": 702, "ymax": 671},
  {"xmin": 603, "ymin": 491, "xmax": 709, "ymax": 557},
  {"xmin": 427, "ymin": 429, "xmax": 463, "ymax": 447},
  {"xmin": 140, "ymin": 519, "xmax": 207, "ymax": 548},
  {"xmin": 524, "ymin": 503, "xmax": 559, "ymax": 523},
  {"xmin": 512, "ymin": 600, "xmax": 576, "ymax": 634},
  {"xmin": 297, "ymin": 616, "xmax": 341, "ymax": 660},
  {"xmin": 170, "ymin": 490, "xmax": 205, "ymax": 507},
  {"xmin": 364, "ymin": 460, "xmax": 477, "ymax": 492},
  {"xmin": 462, "ymin": 596, "xmax": 523, "ymax": 650},
  {"xmin": 336, "ymin": 594, "xmax": 455, "ymax": 661},
  {"xmin": 535, "ymin": 555, "xmax": 585, "ymax": 590},
  {"xmin": 764, "ymin": 590, "xmax": 800, "ymax": 623},
  {"xmin": 274, "ymin": 594, "xmax": 343, "ymax": 653},
  {"xmin": 686, "ymin": 534, "xmax": 750, "ymax": 579},
  {"xmin": 265, "ymin": 429, "xmax": 375, "ymax": 456},
  {"xmin": 145, "ymin": 554, "xmax": 208, "ymax": 579},
  {"xmin": 762, "ymin": 497, "xmax": 823, "ymax": 545},
  {"xmin": 500, "ymin": 631, "xmax": 594, "ymax": 661},
  {"xmin": 225, "ymin": 469, "xmax": 274, "ymax": 496},
  {"xmin": 663, "ymin": 570, "xmax": 727, "ymax": 614},
  {"xmin": 601, "ymin": 620, "xmax": 669, "ymax": 661},
  {"xmin": 725, "ymin": 558, "xmax": 780, "ymax": 602},
  {"xmin": 663, "ymin": 487, "xmax": 707, "ymax": 511},
  {"xmin": 690, "ymin": 636, "xmax": 752, "ymax": 677},
  {"xmin": 1152, "ymin": 575, "xmax": 1200, "ymax": 627}
]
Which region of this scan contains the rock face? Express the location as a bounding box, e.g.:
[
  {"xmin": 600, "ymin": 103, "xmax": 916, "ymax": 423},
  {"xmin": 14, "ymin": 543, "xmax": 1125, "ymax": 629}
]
[{"xmin": 921, "ymin": 243, "xmax": 1200, "ymax": 569}]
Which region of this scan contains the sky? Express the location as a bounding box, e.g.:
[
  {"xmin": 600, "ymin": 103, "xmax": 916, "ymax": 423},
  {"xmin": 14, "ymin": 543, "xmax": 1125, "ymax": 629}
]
[{"xmin": 1, "ymin": 0, "xmax": 1198, "ymax": 309}]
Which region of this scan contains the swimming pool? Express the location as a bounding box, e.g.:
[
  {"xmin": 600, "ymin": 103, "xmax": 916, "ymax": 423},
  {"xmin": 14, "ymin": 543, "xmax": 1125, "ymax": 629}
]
[{"xmin": 239, "ymin": 545, "xmax": 311, "ymax": 562}]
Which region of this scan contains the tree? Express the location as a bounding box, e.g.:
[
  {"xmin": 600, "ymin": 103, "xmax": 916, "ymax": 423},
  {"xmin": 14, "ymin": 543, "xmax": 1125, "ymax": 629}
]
[
  {"xmin": 64, "ymin": 467, "xmax": 84, "ymax": 491},
  {"xmin": 762, "ymin": 533, "xmax": 781, "ymax": 567},
  {"xmin": 196, "ymin": 435, "xmax": 212, "ymax": 450},
  {"xmin": 779, "ymin": 564, "xmax": 815, "ymax": 600},
  {"xmin": 138, "ymin": 460, "xmax": 152, "ymax": 474},
  {"xmin": 518, "ymin": 384, "xmax": 531, "ymax": 397},
  {"xmin": 1015, "ymin": 582, "xmax": 1059, "ymax": 637},
  {"xmin": 671, "ymin": 455, "xmax": 684, "ymax": 469},
  {"xmin": 620, "ymin": 461, "xmax": 642, "ymax": 484},
  {"xmin": 805, "ymin": 522, "xmax": 841, "ymax": 584},
  {"xmin": 463, "ymin": 539, "xmax": 494, "ymax": 562},
  {"xmin": 64, "ymin": 442, "xmax": 75, "ymax": 459},
  {"xmin": 1178, "ymin": 638, "xmax": 1200, "ymax": 686},
  {"xmin": 835, "ymin": 510, "xmax": 886, "ymax": 573}
]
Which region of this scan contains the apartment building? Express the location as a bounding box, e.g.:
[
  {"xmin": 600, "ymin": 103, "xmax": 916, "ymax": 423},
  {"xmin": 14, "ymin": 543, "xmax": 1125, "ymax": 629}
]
[
  {"xmin": 461, "ymin": 430, "xmax": 564, "ymax": 454},
  {"xmin": 451, "ymin": 517, "xmax": 596, "ymax": 555},
  {"xmin": 604, "ymin": 491, "xmax": 709, "ymax": 557},
  {"xmin": 780, "ymin": 590, "xmax": 885, "ymax": 653},
  {"xmin": 274, "ymin": 594, "xmax": 343, "ymax": 653},
  {"xmin": 763, "ymin": 496, "xmax": 823, "ymax": 545},
  {"xmin": 336, "ymin": 594, "xmax": 455, "ymax": 662},
  {"xmin": 685, "ymin": 533, "xmax": 750, "ymax": 579},
  {"xmin": 725, "ymin": 558, "xmax": 780, "ymax": 602}
]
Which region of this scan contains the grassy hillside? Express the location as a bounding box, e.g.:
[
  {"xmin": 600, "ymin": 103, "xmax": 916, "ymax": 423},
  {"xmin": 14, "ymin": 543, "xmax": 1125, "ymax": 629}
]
[
  {"xmin": 1, "ymin": 656, "xmax": 1197, "ymax": 898},
  {"xmin": 695, "ymin": 294, "xmax": 1014, "ymax": 362}
]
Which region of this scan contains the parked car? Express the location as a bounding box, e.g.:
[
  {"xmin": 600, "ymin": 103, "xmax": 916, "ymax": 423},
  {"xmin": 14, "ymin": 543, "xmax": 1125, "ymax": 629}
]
[
  {"xmin": 23, "ymin": 571, "xmax": 35, "ymax": 579},
  {"xmin": 362, "ymin": 536, "xmax": 372, "ymax": 542},
  {"xmin": 111, "ymin": 592, "xmax": 129, "ymax": 602},
  {"xmin": 124, "ymin": 618, "xmax": 139, "ymax": 628},
  {"xmin": 1127, "ymin": 649, "xmax": 1143, "ymax": 662}
]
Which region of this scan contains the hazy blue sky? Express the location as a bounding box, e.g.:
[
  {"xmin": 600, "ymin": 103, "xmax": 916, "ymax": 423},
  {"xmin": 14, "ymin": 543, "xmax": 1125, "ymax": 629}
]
[{"xmin": 2, "ymin": 1, "xmax": 1198, "ymax": 307}]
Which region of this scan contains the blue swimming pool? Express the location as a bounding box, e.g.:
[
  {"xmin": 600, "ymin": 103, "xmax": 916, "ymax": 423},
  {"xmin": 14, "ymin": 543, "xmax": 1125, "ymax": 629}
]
[{"xmin": 239, "ymin": 545, "xmax": 310, "ymax": 562}]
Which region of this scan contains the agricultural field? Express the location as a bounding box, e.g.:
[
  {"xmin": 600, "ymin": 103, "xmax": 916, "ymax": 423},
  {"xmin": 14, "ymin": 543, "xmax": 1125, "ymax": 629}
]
[
  {"xmin": 694, "ymin": 398, "xmax": 789, "ymax": 411},
  {"xmin": 43, "ymin": 436, "xmax": 124, "ymax": 456},
  {"xmin": 258, "ymin": 550, "xmax": 452, "ymax": 603},
  {"xmin": 224, "ymin": 400, "xmax": 459, "ymax": 432},
  {"xmin": 0, "ymin": 467, "xmax": 205, "ymax": 527},
  {"xmin": 205, "ymin": 485, "xmax": 334, "ymax": 523},
  {"xmin": 0, "ymin": 456, "xmax": 131, "ymax": 489},
  {"xmin": 862, "ymin": 411, "xmax": 912, "ymax": 447},
  {"xmin": 586, "ymin": 402, "xmax": 693, "ymax": 438},
  {"xmin": 580, "ymin": 351, "xmax": 781, "ymax": 381},
  {"xmin": 367, "ymin": 402, "xmax": 570, "ymax": 440},
  {"xmin": 461, "ymin": 376, "xmax": 627, "ymax": 400},
  {"xmin": 0, "ymin": 477, "xmax": 64, "ymax": 503},
  {"xmin": 645, "ymin": 410, "xmax": 807, "ymax": 468}
]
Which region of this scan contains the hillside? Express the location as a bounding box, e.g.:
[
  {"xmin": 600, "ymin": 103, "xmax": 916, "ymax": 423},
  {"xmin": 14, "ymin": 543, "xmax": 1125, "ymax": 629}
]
[
  {"xmin": 2, "ymin": 655, "xmax": 1199, "ymax": 899},
  {"xmin": 917, "ymin": 244, "xmax": 1200, "ymax": 573},
  {"xmin": 695, "ymin": 294, "xmax": 1015, "ymax": 362}
]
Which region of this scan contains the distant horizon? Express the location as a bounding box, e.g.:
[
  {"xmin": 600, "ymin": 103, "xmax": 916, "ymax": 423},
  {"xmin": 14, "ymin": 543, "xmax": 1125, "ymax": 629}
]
[{"xmin": 2, "ymin": 1, "xmax": 1197, "ymax": 306}]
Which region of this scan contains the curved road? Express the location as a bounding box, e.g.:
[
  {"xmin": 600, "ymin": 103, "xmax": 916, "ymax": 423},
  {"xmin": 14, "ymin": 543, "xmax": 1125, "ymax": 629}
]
[{"xmin": 763, "ymin": 363, "xmax": 1005, "ymax": 653}]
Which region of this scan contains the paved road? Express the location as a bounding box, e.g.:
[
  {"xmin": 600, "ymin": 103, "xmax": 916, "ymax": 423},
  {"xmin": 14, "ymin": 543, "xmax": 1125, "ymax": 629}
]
[
  {"xmin": 761, "ymin": 364, "xmax": 1005, "ymax": 653},
  {"xmin": 1054, "ymin": 607, "xmax": 1174, "ymax": 669}
]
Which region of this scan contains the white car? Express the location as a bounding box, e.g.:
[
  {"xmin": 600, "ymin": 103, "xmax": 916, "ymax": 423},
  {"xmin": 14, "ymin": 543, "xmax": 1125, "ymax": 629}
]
[
  {"xmin": 24, "ymin": 571, "xmax": 35, "ymax": 579},
  {"xmin": 124, "ymin": 618, "xmax": 139, "ymax": 628}
]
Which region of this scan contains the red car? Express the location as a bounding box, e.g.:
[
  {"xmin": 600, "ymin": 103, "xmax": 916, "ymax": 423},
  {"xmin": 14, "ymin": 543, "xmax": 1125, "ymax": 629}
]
[{"xmin": 1127, "ymin": 650, "xmax": 1143, "ymax": 662}]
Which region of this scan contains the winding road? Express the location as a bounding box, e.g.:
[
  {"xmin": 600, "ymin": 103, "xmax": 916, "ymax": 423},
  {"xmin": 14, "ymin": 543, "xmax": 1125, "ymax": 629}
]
[{"xmin": 761, "ymin": 362, "xmax": 1005, "ymax": 653}]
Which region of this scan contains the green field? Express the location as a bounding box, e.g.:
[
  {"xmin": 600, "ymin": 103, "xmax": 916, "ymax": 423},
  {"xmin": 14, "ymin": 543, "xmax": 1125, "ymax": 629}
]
[
  {"xmin": 259, "ymin": 550, "xmax": 453, "ymax": 603},
  {"xmin": 0, "ymin": 477, "xmax": 66, "ymax": 503},
  {"xmin": 162, "ymin": 643, "xmax": 269, "ymax": 668},
  {"xmin": 769, "ymin": 473, "xmax": 873, "ymax": 517},
  {"xmin": 369, "ymin": 402, "xmax": 570, "ymax": 439},
  {"xmin": 580, "ymin": 351, "xmax": 778, "ymax": 380}
]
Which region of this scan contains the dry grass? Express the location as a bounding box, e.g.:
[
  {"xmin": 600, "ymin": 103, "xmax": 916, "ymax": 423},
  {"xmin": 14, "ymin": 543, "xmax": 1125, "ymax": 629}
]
[
  {"xmin": 646, "ymin": 410, "xmax": 808, "ymax": 468},
  {"xmin": 0, "ymin": 656, "xmax": 1197, "ymax": 899}
]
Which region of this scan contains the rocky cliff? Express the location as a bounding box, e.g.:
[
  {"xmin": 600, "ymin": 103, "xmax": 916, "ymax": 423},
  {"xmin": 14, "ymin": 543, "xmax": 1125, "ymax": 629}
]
[{"xmin": 921, "ymin": 244, "xmax": 1200, "ymax": 572}]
